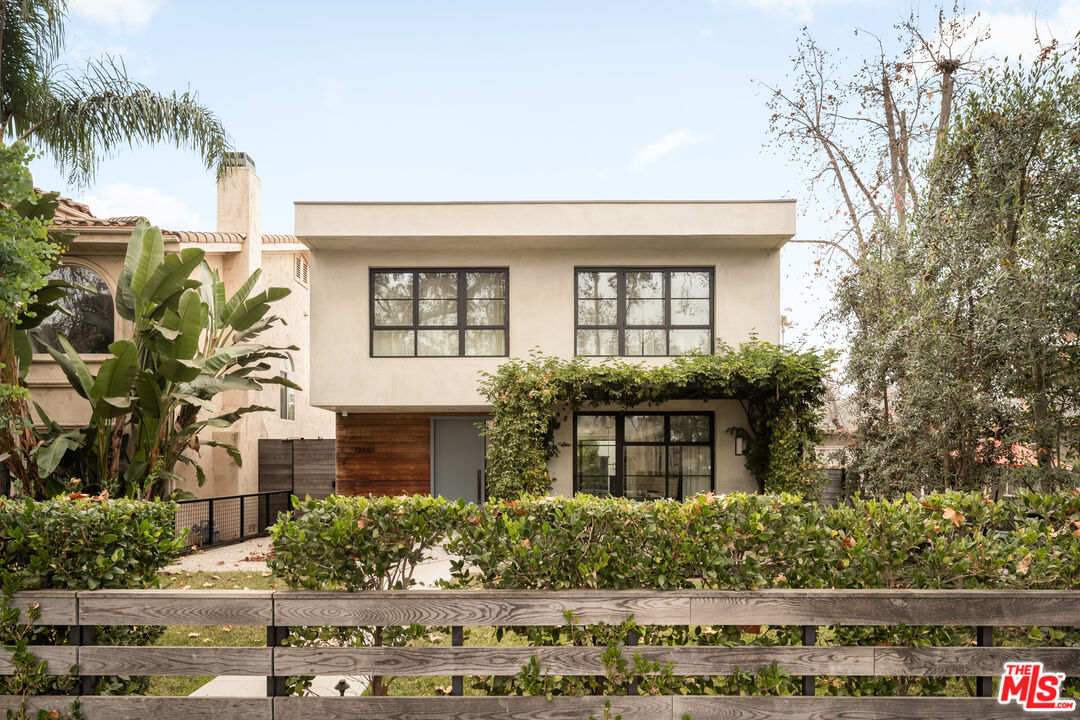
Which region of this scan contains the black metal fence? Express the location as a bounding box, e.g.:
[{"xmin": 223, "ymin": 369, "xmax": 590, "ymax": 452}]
[{"xmin": 174, "ymin": 490, "xmax": 292, "ymax": 551}]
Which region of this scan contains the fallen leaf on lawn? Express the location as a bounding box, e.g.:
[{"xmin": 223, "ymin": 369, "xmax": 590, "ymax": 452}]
[
  {"xmin": 222, "ymin": 626, "xmax": 233, "ymax": 632},
  {"xmin": 435, "ymin": 685, "xmax": 453, "ymax": 695},
  {"xmin": 202, "ymin": 582, "xmax": 215, "ymax": 588},
  {"xmin": 210, "ymin": 575, "xmax": 220, "ymax": 580},
  {"xmin": 203, "ymin": 638, "xmax": 212, "ymax": 644},
  {"xmin": 188, "ymin": 632, "xmax": 200, "ymax": 638}
]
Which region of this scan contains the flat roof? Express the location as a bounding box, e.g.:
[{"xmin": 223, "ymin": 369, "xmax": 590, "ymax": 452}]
[{"xmin": 296, "ymin": 199, "xmax": 796, "ymax": 252}]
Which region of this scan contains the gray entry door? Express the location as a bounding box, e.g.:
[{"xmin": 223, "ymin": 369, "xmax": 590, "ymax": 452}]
[{"xmin": 432, "ymin": 418, "xmax": 486, "ymax": 504}]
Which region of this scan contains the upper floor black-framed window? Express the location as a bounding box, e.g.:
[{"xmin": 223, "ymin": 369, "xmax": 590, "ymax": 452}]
[
  {"xmin": 30, "ymin": 264, "xmax": 114, "ymax": 354},
  {"xmin": 574, "ymin": 411, "xmax": 713, "ymax": 501},
  {"xmin": 371, "ymin": 268, "xmax": 509, "ymax": 357},
  {"xmin": 575, "ymin": 268, "xmax": 712, "ymax": 356}
]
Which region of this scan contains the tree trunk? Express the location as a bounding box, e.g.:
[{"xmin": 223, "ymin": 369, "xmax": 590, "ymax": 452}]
[
  {"xmin": 882, "ymin": 69, "xmax": 906, "ymax": 226},
  {"xmin": 935, "ymin": 66, "xmax": 956, "ymax": 155}
]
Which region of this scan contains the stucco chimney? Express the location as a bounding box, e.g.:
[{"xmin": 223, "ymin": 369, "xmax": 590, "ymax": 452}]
[{"xmin": 216, "ymin": 152, "xmax": 263, "ymax": 289}]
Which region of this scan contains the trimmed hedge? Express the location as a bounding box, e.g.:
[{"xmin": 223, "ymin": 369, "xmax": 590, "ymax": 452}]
[
  {"xmin": 270, "ymin": 490, "xmax": 1080, "ymax": 698},
  {"xmin": 0, "ymin": 496, "xmax": 185, "ymax": 703},
  {"xmin": 0, "ymin": 495, "xmax": 185, "ymax": 591}
]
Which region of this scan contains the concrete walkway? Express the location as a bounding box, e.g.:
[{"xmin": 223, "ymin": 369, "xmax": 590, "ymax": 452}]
[
  {"xmin": 188, "ymin": 546, "xmax": 459, "ymax": 697},
  {"xmin": 163, "ymin": 537, "xmax": 273, "ymax": 574}
]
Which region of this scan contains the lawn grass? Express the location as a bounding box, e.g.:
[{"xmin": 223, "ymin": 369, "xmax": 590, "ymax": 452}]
[{"xmin": 147, "ymin": 570, "xmax": 283, "ymax": 696}]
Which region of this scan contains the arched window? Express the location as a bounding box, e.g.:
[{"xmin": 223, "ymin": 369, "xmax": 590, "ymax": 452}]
[
  {"xmin": 32, "ymin": 264, "xmax": 115, "ymax": 354},
  {"xmin": 280, "ymin": 355, "xmax": 296, "ymax": 421}
]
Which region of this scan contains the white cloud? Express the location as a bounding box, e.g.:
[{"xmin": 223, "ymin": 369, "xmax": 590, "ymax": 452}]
[
  {"xmin": 80, "ymin": 183, "xmax": 203, "ymax": 230},
  {"xmin": 971, "ymin": 1, "xmax": 1080, "ymax": 60},
  {"xmin": 631, "ymin": 130, "xmax": 705, "ymax": 170},
  {"xmin": 69, "ymin": 0, "xmax": 161, "ymax": 32}
]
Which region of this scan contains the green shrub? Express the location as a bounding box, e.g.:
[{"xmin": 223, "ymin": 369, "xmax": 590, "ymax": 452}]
[
  {"xmin": 271, "ymin": 490, "xmax": 1080, "ymax": 698},
  {"xmin": 270, "ymin": 494, "xmax": 469, "ymax": 696},
  {"xmin": 270, "ymin": 494, "xmax": 469, "ymax": 590},
  {"xmin": 0, "ymin": 495, "xmax": 185, "ymax": 700},
  {"xmin": 0, "ymin": 495, "xmax": 185, "ymax": 590}
]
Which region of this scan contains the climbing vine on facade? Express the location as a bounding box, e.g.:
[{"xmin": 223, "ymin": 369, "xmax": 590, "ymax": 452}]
[{"xmin": 478, "ymin": 342, "xmax": 832, "ymax": 498}]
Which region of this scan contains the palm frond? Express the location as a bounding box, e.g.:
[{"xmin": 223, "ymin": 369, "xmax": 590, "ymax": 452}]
[{"xmin": 20, "ymin": 55, "xmax": 232, "ymax": 185}]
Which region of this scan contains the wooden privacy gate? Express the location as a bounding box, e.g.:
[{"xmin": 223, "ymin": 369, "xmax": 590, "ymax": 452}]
[
  {"xmin": 258, "ymin": 439, "xmax": 335, "ymax": 499},
  {"xmin": 2, "ymin": 589, "xmax": 1079, "ymax": 719}
]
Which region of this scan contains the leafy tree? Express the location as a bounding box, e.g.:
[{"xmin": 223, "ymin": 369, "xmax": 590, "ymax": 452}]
[
  {"xmin": 35, "ymin": 221, "xmax": 298, "ymax": 499},
  {"xmin": 838, "ymin": 48, "xmax": 1080, "ymax": 495},
  {"xmin": 0, "ymin": 0, "xmax": 231, "ymax": 185}
]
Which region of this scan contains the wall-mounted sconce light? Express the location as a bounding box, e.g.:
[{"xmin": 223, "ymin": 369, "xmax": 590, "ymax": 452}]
[{"xmin": 735, "ymin": 436, "xmax": 745, "ymax": 456}]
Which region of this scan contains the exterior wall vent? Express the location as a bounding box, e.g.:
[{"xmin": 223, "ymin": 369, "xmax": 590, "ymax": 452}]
[{"xmin": 294, "ymin": 254, "xmax": 310, "ymax": 287}]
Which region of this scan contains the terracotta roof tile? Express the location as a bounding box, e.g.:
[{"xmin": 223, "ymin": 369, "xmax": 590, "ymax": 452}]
[
  {"xmin": 45, "ymin": 192, "xmax": 245, "ymax": 243},
  {"xmin": 261, "ymin": 234, "xmax": 299, "ymax": 244},
  {"xmin": 173, "ymin": 230, "xmax": 246, "ymax": 244}
]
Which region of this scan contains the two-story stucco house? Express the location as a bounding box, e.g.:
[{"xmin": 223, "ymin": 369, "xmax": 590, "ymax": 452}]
[
  {"xmin": 29, "ymin": 154, "xmax": 335, "ymax": 498},
  {"xmin": 298, "ymin": 200, "xmax": 793, "ymax": 503}
]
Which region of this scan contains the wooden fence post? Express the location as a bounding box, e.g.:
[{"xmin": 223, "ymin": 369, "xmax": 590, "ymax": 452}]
[
  {"xmin": 267, "ymin": 626, "xmax": 288, "ymax": 697},
  {"xmin": 451, "ymin": 626, "xmax": 463, "ymax": 696},
  {"xmin": 976, "ymin": 626, "xmax": 993, "ymax": 698},
  {"xmin": 801, "ymin": 625, "xmax": 816, "ymax": 696}
]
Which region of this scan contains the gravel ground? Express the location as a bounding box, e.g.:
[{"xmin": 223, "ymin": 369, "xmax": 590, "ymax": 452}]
[{"xmin": 162, "ymin": 537, "xmax": 273, "ymax": 574}]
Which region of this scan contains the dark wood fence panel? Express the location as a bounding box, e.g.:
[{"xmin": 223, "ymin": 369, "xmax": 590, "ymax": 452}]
[
  {"xmin": 257, "ymin": 440, "xmax": 294, "ymax": 493},
  {"xmin": 293, "ymin": 439, "xmax": 335, "ymax": 500}
]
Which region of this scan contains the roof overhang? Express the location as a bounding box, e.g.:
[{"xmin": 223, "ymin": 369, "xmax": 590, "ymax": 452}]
[{"xmin": 295, "ymin": 200, "xmax": 796, "ymax": 252}]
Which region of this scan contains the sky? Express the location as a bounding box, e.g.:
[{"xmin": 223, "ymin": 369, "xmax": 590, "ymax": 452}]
[{"xmin": 30, "ymin": 0, "xmax": 1080, "ymax": 353}]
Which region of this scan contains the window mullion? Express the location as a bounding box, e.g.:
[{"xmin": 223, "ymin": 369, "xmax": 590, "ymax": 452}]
[
  {"xmin": 412, "ymin": 272, "xmax": 419, "ymax": 357},
  {"xmin": 458, "ymin": 271, "xmax": 467, "ymax": 356},
  {"xmin": 614, "ymin": 413, "xmax": 625, "ymax": 498},
  {"xmin": 617, "ymin": 272, "xmax": 626, "ymax": 356},
  {"xmin": 664, "ymin": 271, "xmax": 671, "ymax": 357}
]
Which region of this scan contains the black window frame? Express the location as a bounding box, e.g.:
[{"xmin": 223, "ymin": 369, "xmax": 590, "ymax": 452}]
[
  {"xmin": 369, "ymin": 267, "xmax": 510, "ymax": 358},
  {"xmin": 574, "ymin": 267, "xmax": 714, "ymax": 357},
  {"xmin": 572, "ymin": 410, "xmax": 714, "ymax": 501}
]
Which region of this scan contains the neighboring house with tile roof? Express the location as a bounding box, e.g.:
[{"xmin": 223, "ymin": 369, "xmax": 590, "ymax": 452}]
[{"xmin": 29, "ymin": 153, "xmax": 334, "ymax": 498}]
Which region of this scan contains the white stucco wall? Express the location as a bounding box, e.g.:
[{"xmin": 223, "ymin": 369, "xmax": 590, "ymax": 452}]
[{"xmin": 307, "ymin": 244, "xmax": 782, "ymax": 411}]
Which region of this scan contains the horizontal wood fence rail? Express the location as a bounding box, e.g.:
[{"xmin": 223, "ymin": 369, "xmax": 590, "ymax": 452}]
[{"xmin": 2, "ymin": 588, "xmax": 1079, "ymax": 720}]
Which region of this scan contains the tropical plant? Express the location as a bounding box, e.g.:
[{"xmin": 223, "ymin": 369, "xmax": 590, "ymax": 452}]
[
  {"xmin": 33, "ymin": 220, "xmax": 297, "ymax": 498},
  {"xmin": 0, "ymin": 0, "xmax": 231, "ymax": 184}
]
